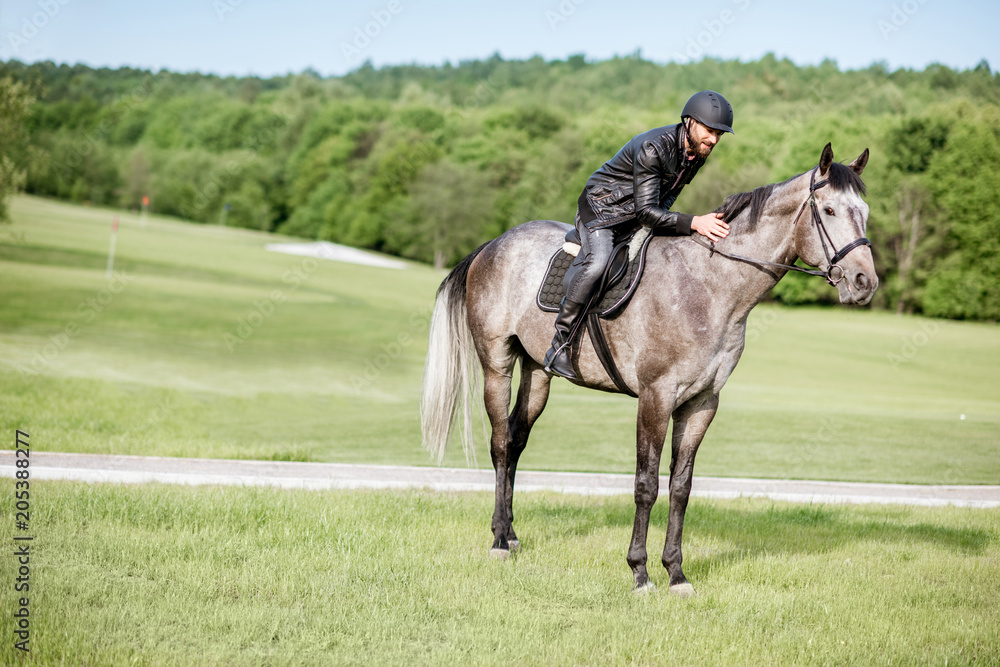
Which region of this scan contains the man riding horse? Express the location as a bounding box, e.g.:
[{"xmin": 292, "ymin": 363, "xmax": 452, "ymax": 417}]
[{"xmin": 543, "ymin": 90, "xmax": 736, "ymax": 380}]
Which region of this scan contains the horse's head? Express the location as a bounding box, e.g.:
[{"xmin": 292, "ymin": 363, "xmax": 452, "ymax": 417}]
[{"xmin": 793, "ymin": 143, "xmax": 879, "ymax": 305}]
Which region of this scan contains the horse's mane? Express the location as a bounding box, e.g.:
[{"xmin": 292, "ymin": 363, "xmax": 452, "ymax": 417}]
[
  {"xmin": 714, "ymin": 181, "xmax": 785, "ymax": 229},
  {"xmin": 714, "ymin": 162, "xmax": 866, "ymax": 230}
]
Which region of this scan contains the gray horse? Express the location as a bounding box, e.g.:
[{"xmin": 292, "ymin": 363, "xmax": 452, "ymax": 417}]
[{"xmin": 421, "ymin": 144, "xmax": 877, "ymax": 595}]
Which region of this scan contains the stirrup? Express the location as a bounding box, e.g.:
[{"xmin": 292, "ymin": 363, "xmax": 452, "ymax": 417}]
[{"xmin": 543, "ymin": 342, "xmax": 576, "ymax": 379}]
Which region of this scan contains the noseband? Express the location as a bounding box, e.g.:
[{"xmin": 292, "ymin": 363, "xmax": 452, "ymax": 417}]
[{"xmin": 693, "ymin": 167, "xmax": 871, "ymax": 286}]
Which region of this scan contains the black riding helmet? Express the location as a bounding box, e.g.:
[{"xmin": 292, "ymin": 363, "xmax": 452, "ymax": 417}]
[{"xmin": 681, "ymin": 90, "xmax": 735, "ymax": 134}]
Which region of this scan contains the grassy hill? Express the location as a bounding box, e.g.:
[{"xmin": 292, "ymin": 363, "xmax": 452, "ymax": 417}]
[{"xmin": 1, "ymin": 194, "xmax": 997, "ymax": 483}]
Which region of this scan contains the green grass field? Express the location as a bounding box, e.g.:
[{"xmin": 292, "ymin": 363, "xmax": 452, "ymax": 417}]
[
  {"xmin": 2, "ymin": 197, "xmax": 999, "ymax": 665},
  {"xmin": 1, "ymin": 194, "xmax": 998, "ymax": 483},
  {"xmin": 0, "ymin": 480, "xmax": 997, "ymax": 665}
]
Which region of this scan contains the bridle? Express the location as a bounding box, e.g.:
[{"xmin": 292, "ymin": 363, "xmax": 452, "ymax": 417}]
[{"xmin": 692, "ymin": 167, "xmax": 871, "ymax": 286}]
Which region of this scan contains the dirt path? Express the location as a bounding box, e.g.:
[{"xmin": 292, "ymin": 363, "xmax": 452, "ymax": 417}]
[{"xmin": 4, "ymin": 451, "xmax": 998, "ymax": 508}]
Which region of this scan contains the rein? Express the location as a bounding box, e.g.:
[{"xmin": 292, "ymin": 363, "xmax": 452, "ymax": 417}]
[{"xmin": 692, "ymin": 167, "xmax": 871, "ymax": 286}]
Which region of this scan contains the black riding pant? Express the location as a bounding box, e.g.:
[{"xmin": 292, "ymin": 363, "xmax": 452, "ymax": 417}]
[{"xmin": 563, "ymin": 192, "xmax": 617, "ymax": 303}]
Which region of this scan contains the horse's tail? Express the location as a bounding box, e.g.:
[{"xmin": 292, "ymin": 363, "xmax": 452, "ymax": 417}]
[{"xmin": 420, "ymin": 241, "xmax": 490, "ymax": 465}]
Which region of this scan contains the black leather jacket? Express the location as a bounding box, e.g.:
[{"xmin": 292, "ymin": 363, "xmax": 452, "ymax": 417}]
[{"xmin": 582, "ymin": 123, "xmax": 704, "ymax": 234}]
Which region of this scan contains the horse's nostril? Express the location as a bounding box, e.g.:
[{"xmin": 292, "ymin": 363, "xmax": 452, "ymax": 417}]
[{"xmin": 855, "ymin": 273, "xmax": 869, "ymax": 290}]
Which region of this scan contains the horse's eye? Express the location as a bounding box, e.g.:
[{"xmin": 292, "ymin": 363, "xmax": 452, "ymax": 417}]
[{"xmin": 824, "ymin": 207, "xmax": 835, "ymax": 216}]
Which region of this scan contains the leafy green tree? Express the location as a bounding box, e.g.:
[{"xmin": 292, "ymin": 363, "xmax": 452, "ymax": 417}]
[
  {"xmin": 120, "ymin": 147, "xmax": 151, "ymax": 210},
  {"xmin": 922, "ymin": 105, "xmax": 1000, "ymax": 320},
  {"xmin": 227, "ymin": 180, "xmax": 272, "ymax": 230},
  {"xmin": 866, "ymin": 115, "xmax": 949, "ymax": 313},
  {"xmin": 411, "ymin": 160, "xmax": 496, "ymax": 268},
  {"xmin": 0, "ymin": 74, "xmax": 35, "ymax": 221},
  {"xmin": 281, "ymin": 175, "xmax": 350, "ymax": 240},
  {"xmin": 483, "ymin": 105, "xmax": 565, "ymax": 140}
]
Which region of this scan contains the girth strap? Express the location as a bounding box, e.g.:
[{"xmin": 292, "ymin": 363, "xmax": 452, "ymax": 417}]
[{"xmin": 585, "ymin": 313, "xmax": 638, "ymax": 397}]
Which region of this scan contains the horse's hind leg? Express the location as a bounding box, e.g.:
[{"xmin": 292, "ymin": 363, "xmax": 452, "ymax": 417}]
[
  {"xmin": 501, "ymin": 356, "xmax": 551, "ymax": 551},
  {"xmin": 483, "ymin": 355, "xmax": 517, "ymax": 557},
  {"xmin": 485, "ymin": 350, "xmax": 551, "ymax": 558}
]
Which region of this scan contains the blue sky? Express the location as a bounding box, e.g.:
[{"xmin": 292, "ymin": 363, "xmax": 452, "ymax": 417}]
[{"xmin": 1, "ymin": 0, "xmax": 997, "ymax": 77}]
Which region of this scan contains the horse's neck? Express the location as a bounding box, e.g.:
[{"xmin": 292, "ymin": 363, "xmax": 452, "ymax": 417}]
[{"xmin": 688, "ymin": 178, "xmax": 807, "ymax": 321}]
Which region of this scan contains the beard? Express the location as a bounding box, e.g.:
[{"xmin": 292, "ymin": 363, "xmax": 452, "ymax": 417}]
[
  {"xmin": 688, "ymin": 140, "xmax": 714, "ymax": 159},
  {"xmin": 684, "ymin": 122, "xmax": 715, "ymax": 159}
]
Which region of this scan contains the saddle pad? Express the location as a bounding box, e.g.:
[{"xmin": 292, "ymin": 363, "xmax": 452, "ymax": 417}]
[{"xmin": 537, "ymin": 227, "xmax": 652, "ymax": 318}]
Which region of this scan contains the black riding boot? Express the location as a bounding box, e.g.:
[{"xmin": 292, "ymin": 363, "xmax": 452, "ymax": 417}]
[{"xmin": 543, "ymin": 297, "xmax": 587, "ymax": 380}]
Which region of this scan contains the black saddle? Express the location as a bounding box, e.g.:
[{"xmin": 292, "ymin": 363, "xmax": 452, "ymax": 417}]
[
  {"xmin": 536, "ymin": 226, "xmax": 655, "ymax": 398},
  {"xmin": 536, "ymin": 226, "xmax": 653, "ymax": 318}
]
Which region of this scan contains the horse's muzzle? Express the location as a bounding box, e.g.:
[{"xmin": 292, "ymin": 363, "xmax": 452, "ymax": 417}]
[{"xmin": 837, "ymin": 268, "xmax": 878, "ymax": 305}]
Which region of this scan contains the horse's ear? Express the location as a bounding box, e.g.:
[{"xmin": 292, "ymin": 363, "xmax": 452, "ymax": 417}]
[
  {"xmin": 849, "ymin": 148, "xmax": 869, "ymax": 176},
  {"xmin": 819, "ymin": 143, "xmax": 834, "ymax": 176}
]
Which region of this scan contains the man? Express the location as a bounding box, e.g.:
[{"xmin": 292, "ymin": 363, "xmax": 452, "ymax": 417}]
[{"xmin": 543, "ymin": 90, "xmax": 735, "ymax": 380}]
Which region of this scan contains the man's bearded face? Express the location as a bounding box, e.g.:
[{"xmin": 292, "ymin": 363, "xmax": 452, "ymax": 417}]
[{"xmin": 686, "ymin": 119, "xmax": 723, "ymax": 158}]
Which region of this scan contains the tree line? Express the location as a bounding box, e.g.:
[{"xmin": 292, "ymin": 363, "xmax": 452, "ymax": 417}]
[{"xmin": 1, "ymin": 53, "xmax": 998, "ymax": 320}]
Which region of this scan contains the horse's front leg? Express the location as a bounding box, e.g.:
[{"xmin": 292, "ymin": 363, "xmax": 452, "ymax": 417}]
[
  {"xmin": 627, "ymin": 385, "xmax": 676, "ymax": 592},
  {"xmin": 662, "ymin": 391, "xmax": 719, "ymax": 597}
]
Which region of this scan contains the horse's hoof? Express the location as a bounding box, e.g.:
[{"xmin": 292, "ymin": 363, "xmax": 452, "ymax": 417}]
[
  {"xmin": 508, "ymin": 539, "xmax": 521, "ymax": 553},
  {"xmin": 489, "ymin": 548, "xmax": 511, "ymax": 561},
  {"xmin": 669, "ymin": 583, "xmax": 696, "ymax": 598},
  {"xmin": 633, "ymin": 581, "xmax": 657, "ymax": 595}
]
